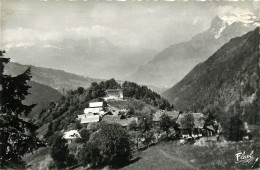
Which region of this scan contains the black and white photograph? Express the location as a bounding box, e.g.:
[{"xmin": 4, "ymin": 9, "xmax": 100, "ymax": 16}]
[{"xmin": 0, "ymin": 0, "xmax": 259, "ymax": 169}]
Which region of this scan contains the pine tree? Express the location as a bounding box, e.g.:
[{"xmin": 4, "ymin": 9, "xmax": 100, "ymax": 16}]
[{"xmin": 0, "ymin": 51, "xmax": 45, "ymax": 168}]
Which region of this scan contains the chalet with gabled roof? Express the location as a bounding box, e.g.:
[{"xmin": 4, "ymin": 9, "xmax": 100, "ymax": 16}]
[{"xmin": 103, "ymin": 89, "xmax": 124, "ymax": 101}]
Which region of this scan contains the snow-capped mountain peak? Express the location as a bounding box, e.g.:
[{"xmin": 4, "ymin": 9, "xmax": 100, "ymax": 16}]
[{"xmin": 210, "ymin": 8, "xmax": 259, "ymax": 39}]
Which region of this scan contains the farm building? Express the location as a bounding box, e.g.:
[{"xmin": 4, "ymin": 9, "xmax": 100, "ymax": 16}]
[
  {"xmin": 78, "ymin": 102, "xmax": 106, "ymax": 124},
  {"xmin": 89, "ymin": 102, "xmax": 103, "ymax": 108},
  {"xmin": 80, "ymin": 115, "xmax": 100, "ymax": 124},
  {"xmin": 63, "ymin": 130, "xmax": 81, "ymax": 144},
  {"xmin": 83, "ymin": 101, "xmax": 105, "ymax": 116},
  {"xmin": 177, "ymin": 112, "xmax": 205, "ymax": 138},
  {"xmin": 103, "ymin": 89, "xmax": 124, "ymax": 101},
  {"xmin": 84, "ymin": 107, "xmax": 103, "ymax": 114}
]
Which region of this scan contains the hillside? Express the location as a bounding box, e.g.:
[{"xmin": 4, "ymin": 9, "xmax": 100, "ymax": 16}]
[
  {"xmin": 23, "ymin": 81, "xmax": 62, "ymax": 119},
  {"xmin": 37, "ymin": 79, "xmax": 172, "ymax": 139},
  {"xmin": 130, "ymin": 11, "xmax": 259, "ymax": 88},
  {"xmin": 162, "ymin": 28, "xmax": 260, "ymax": 123},
  {"xmin": 4, "ymin": 62, "xmax": 102, "ymax": 93}
]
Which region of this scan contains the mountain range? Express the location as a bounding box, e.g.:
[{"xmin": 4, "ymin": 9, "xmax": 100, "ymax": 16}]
[
  {"xmin": 162, "ymin": 27, "xmax": 259, "ymax": 117},
  {"xmin": 130, "ymin": 12, "xmax": 259, "ymax": 88},
  {"xmin": 4, "ymin": 37, "xmax": 157, "ymax": 80},
  {"xmin": 4, "ymin": 62, "xmax": 102, "ymax": 93}
]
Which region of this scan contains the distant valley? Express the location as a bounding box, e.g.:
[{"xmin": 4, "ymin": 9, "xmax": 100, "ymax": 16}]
[
  {"xmin": 131, "ymin": 14, "xmax": 259, "ymax": 88},
  {"xmin": 162, "ymin": 27, "xmax": 260, "ymax": 124}
]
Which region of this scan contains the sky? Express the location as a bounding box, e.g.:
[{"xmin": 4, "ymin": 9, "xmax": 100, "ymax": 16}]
[{"xmin": 1, "ymin": 0, "xmax": 259, "ymax": 51}]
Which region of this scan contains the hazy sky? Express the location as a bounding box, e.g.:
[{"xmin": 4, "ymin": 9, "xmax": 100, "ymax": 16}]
[{"xmin": 2, "ymin": 0, "xmax": 259, "ymax": 51}]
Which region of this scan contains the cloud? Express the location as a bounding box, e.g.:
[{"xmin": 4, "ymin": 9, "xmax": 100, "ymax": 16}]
[
  {"xmin": 65, "ymin": 26, "xmax": 117, "ymax": 39},
  {"xmin": 3, "ymin": 26, "xmax": 113, "ymax": 43},
  {"xmin": 2, "ymin": 1, "xmax": 220, "ymax": 51},
  {"xmin": 217, "ymin": 6, "xmax": 258, "ymax": 25},
  {"xmin": 3, "ymin": 27, "xmax": 61, "ymax": 43},
  {"xmin": 3, "ymin": 1, "xmax": 257, "ymax": 51},
  {"xmin": 2, "ymin": 25, "xmax": 144, "ymax": 50},
  {"xmin": 217, "ymin": 6, "xmax": 255, "ymax": 17}
]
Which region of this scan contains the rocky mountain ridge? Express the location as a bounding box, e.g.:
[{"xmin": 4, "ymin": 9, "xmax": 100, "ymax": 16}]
[
  {"xmin": 130, "ymin": 12, "xmax": 259, "ymax": 88},
  {"xmin": 162, "ymin": 27, "xmax": 259, "ymax": 124}
]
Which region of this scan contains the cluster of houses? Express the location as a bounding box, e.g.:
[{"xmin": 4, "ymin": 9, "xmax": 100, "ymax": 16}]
[
  {"xmin": 76, "ymin": 89, "xmax": 125, "ymax": 124},
  {"xmin": 153, "ymin": 111, "xmax": 219, "ymax": 139},
  {"xmin": 63, "ymin": 89, "xmax": 128, "ymax": 141},
  {"xmin": 61, "ymin": 87, "xmax": 254, "ymax": 146},
  {"xmin": 64, "ymin": 113, "xmax": 219, "ymax": 144},
  {"xmin": 77, "ymin": 102, "xmax": 103, "ymax": 124},
  {"xmin": 62, "ymin": 88, "xmax": 224, "ymax": 144}
]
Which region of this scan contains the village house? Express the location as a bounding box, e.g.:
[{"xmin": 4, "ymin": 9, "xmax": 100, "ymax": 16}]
[
  {"xmin": 84, "ymin": 101, "xmax": 104, "ymax": 115},
  {"xmin": 78, "ymin": 114, "xmax": 100, "ymax": 124},
  {"xmin": 152, "ymin": 111, "xmax": 217, "ymax": 139},
  {"xmin": 78, "ymin": 101, "xmax": 104, "ymax": 124},
  {"xmin": 177, "ymin": 113, "xmax": 205, "ymax": 139},
  {"xmin": 63, "ymin": 130, "xmax": 81, "ymax": 144},
  {"xmin": 103, "ymin": 89, "xmax": 124, "ymax": 101},
  {"xmin": 84, "ymin": 107, "xmax": 102, "ymax": 115},
  {"xmin": 89, "ymin": 102, "xmax": 103, "ymax": 108}
]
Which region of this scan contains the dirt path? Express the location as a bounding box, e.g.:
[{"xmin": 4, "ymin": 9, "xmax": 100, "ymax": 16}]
[{"xmin": 157, "ymin": 148, "xmax": 199, "ymax": 170}]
